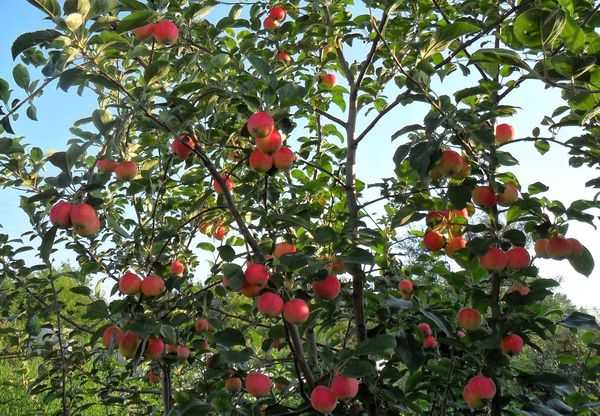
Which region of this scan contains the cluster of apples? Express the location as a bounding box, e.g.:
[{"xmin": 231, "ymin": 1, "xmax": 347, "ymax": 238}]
[
  {"xmin": 133, "ymin": 19, "xmax": 179, "ymax": 44},
  {"xmin": 430, "ymin": 149, "xmax": 470, "ymax": 180},
  {"xmin": 457, "ymin": 307, "xmax": 523, "ymax": 353},
  {"xmin": 118, "ymin": 271, "xmax": 166, "ymax": 298},
  {"xmin": 535, "ymin": 235, "xmax": 585, "ymax": 260},
  {"xmin": 50, "ymin": 200, "xmax": 100, "ymax": 236},
  {"xmin": 101, "ymin": 326, "xmax": 190, "ymax": 361},
  {"xmin": 247, "ymin": 112, "xmax": 295, "ymax": 173},
  {"xmin": 416, "ymin": 322, "xmax": 438, "ymax": 349},
  {"xmin": 96, "ymin": 159, "xmax": 138, "ymax": 181},
  {"xmin": 422, "ymin": 208, "xmax": 469, "ymax": 256},
  {"xmin": 471, "ymin": 182, "xmax": 519, "ymax": 208},
  {"xmin": 479, "ymin": 246, "xmax": 531, "ymax": 271},
  {"xmin": 310, "ymin": 374, "xmax": 359, "ymax": 414},
  {"xmin": 263, "ymin": 5, "xmax": 286, "ymax": 30}
]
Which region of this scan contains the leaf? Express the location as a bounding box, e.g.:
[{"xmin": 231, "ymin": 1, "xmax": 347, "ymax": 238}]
[
  {"xmin": 393, "ymin": 143, "xmax": 411, "ymax": 168},
  {"xmin": 503, "ymin": 229, "xmax": 527, "ymax": 246},
  {"xmin": 160, "ymin": 325, "xmax": 177, "ymax": 344},
  {"xmin": 25, "ymin": 0, "xmax": 61, "ymax": 17},
  {"xmin": 247, "ymin": 55, "xmax": 271, "ymax": 78},
  {"xmin": 47, "ymin": 151, "xmax": 69, "ymax": 173},
  {"xmin": 391, "ymin": 124, "xmax": 423, "ymax": 141},
  {"xmin": 278, "ymin": 83, "xmax": 306, "ymax": 107},
  {"xmin": 357, "ymin": 334, "xmax": 397, "ymax": 356},
  {"xmin": 116, "ymin": 10, "xmax": 154, "ymax": 33},
  {"xmin": 568, "ymin": 246, "xmax": 594, "ymax": 276},
  {"xmin": 214, "ymin": 328, "xmax": 245, "ymax": 347},
  {"xmin": 58, "ymin": 67, "xmax": 86, "ymax": 92},
  {"xmin": 13, "ymin": 64, "xmax": 30, "ymax": 90},
  {"xmin": 496, "ymin": 150, "xmax": 519, "ymax": 166},
  {"xmin": 385, "ymin": 296, "xmax": 413, "ymax": 310},
  {"xmin": 341, "ymin": 358, "xmax": 377, "ymax": 377},
  {"xmin": 527, "ymin": 181, "xmax": 548, "ymax": 195},
  {"xmin": 342, "ymin": 247, "xmax": 374, "ymax": 265},
  {"xmin": 420, "ymin": 310, "xmax": 451, "ymax": 337},
  {"xmin": 84, "ymin": 300, "xmax": 108, "ymax": 319},
  {"xmin": 395, "ymin": 331, "xmax": 424, "ymax": 372},
  {"xmin": 70, "ymin": 286, "xmax": 91, "ymax": 296},
  {"xmin": 40, "ymin": 225, "xmax": 57, "ymax": 264},
  {"xmin": 436, "ymin": 20, "xmax": 480, "ymax": 43},
  {"xmin": 217, "ymin": 245, "xmax": 236, "ymax": 262},
  {"xmin": 26, "ymin": 105, "xmax": 38, "ymax": 121},
  {"xmin": 470, "ymin": 48, "xmax": 530, "ymax": 71},
  {"xmin": 12, "ymin": 30, "xmax": 62, "ymax": 59},
  {"xmin": 534, "ymin": 139, "xmax": 550, "ymax": 154},
  {"xmin": 0, "ymin": 78, "xmax": 10, "ymax": 103}
]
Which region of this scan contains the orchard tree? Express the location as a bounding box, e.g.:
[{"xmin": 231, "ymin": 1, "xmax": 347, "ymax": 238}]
[{"xmin": 1, "ymin": 0, "xmax": 600, "ymax": 415}]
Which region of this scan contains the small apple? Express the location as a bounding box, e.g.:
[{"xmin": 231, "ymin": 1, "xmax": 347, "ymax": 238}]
[
  {"xmin": 269, "ymin": 5, "xmax": 286, "ymax": 21},
  {"xmin": 70, "ymin": 203, "xmax": 101, "ymax": 236},
  {"xmin": 213, "ymin": 225, "xmax": 227, "ymax": 240},
  {"xmin": 256, "ymin": 292, "xmax": 284, "ymax": 317},
  {"xmin": 244, "ymin": 263, "xmax": 270, "ymax": 286},
  {"xmin": 64, "ymin": 13, "xmax": 84, "ymax": 31},
  {"xmin": 423, "ymin": 335, "xmax": 438, "ymax": 349},
  {"xmin": 245, "ymin": 372, "xmax": 272, "ymax": 397},
  {"xmin": 141, "ymin": 274, "xmax": 165, "ymax": 297},
  {"xmin": 438, "ymin": 149, "xmax": 465, "ymax": 177},
  {"xmin": 508, "ymin": 284, "xmax": 530, "ymax": 296},
  {"xmin": 398, "ymin": 279, "xmax": 414, "ymax": 299},
  {"xmin": 310, "ymin": 385, "xmax": 337, "ymax": 414},
  {"xmin": 240, "ymin": 280, "xmax": 264, "ymax": 298},
  {"xmin": 534, "ymin": 239, "xmax": 549, "ymax": 258},
  {"xmin": 102, "ymin": 325, "xmax": 122, "ymax": 348},
  {"xmin": 153, "ymin": 20, "xmax": 178, "ymax": 44},
  {"xmin": 423, "ymin": 230, "xmax": 445, "ymax": 251},
  {"xmin": 320, "ymin": 72, "xmax": 336, "ymax": 88},
  {"xmin": 170, "ymin": 134, "xmax": 197, "ymax": 160},
  {"xmin": 457, "ymin": 307, "xmax": 482, "ymax": 331},
  {"xmin": 249, "ymin": 148, "xmax": 273, "ymax": 172},
  {"xmin": 134, "ymin": 23, "xmax": 155, "ymax": 41},
  {"xmin": 195, "ymin": 318, "xmax": 212, "ymax": 333},
  {"xmin": 50, "ymin": 201, "xmax": 72, "ymax": 228},
  {"xmin": 213, "ymin": 175, "xmax": 234, "ymax": 194},
  {"xmin": 147, "ymin": 370, "xmax": 161, "ymax": 384},
  {"xmin": 497, "ymin": 182, "xmax": 519, "ymax": 206},
  {"xmin": 176, "ymin": 345, "xmax": 191, "ymax": 360},
  {"xmin": 480, "ymin": 247, "xmax": 507, "ymax": 271},
  {"xmin": 119, "ymin": 271, "xmax": 142, "ymax": 295},
  {"xmin": 145, "ymin": 337, "xmax": 165, "ymax": 360},
  {"xmin": 118, "ymin": 331, "xmax": 140, "ymax": 358},
  {"xmin": 273, "ymin": 146, "xmax": 295, "ymax": 169},
  {"xmin": 330, "ymin": 374, "xmax": 359, "ymax": 400},
  {"xmin": 312, "ymin": 275, "xmax": 341, "ymax": 300},
  {"xmin": 273, "ymin": 242, "xmax": 296, "ymax": 258},
  {"xmin": 275, "ymin": 51, "xmax": 292, "ymax": 65},
  {"xmin": 247, "ymin": 112, "xmax": 275, "ymax": 139},
  {"xmin": 256, "ymin": 130, "xmax": 283, "ymax": 154},
  {"xmin": 417, "ymin": 322, "xmax": 432, "ymax": 336},
  {"xmin": 495, "ymin": 123, "xmax": 515, "ymax": 144},
  {"xmin": 500, "ymin": 334, "xmax": 524, "ymax": 355},
  {"xmin": 472, "ymin": 186, "xmax": 497, "ymax": 208},
  {"xmin": 170, "ymin": 259, "xmax": 185, "ymax": 276},
  {"xmin": 225, "ymin": 377, "xmax": 242, "ymax": 393},
  {"xmin": 506, "ymin": 247, "xmax": 530, "ymax": 269},
  {"xmin": 446, "ymin": 236, "xmax": 467, "ymax": 256},
  {"xmin": 283, "ymin": 299, "xmax": 310, "ymax": 324},
  {"xmin": 115, "ymin": 161, "xmax": 137, "ymax": 181},
  {"xmin": 263, "ymin": 16, "xmax": 279, "ymax": 30},
  {"xmin": 96, "ymin": 159, "xmax": 116, "ymax": 173},
  {"xmin": 463, "ymin": 375, "xmax": 496, "ymax": 408}
]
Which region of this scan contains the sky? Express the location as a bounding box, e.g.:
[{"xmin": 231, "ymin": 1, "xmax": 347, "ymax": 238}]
[{"xmin": 1, "ymin": 2, "xmax": 599, "ymax": 311}]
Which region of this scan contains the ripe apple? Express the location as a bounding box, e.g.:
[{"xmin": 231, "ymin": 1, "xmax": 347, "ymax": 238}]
[
  {"xmin": 153, "ymin": 20, "xmax": 178, "ymax": 44},
  {"xmin": 398, "ymin": 279, "xmax": 414, "ymax": 299},
  {"xmin": 310, "ymin": 385, "xmax": 337, "ymax": 414},
  {"xmin": 506, "ymin": 247, "xmax": 530, "ymax": 269},
  {"xmin": 463, "ymin": 375, "xmax": 496, "ymax": 408},
  {"xmin": 249, "ymin": 148, "xmax": 273, "ymax": 172},
  {"xmin": 115, "ymin": 160, "xmax": 137, "ymax": 181},
  {"xmin": 50, "ymin": 201, "xmax": 72, "ymax": 228},
  {"xmin": 141, "ymin": 274, "xmax": 165, "ymax": 297},
  {"xmin": 472, "ymin": 186, "xmax": 497, "ymax": 208},
  {"xmin": 145, "ymin": 337, "xmax": 165, "ymax": 360},
  {"xmin": 500, "ymin": 334, "xmax": 524, "ymax": 355},
  {"xmin": 480, "ymin": 247, "xmax": 507, "ymax": 271},
  {"xmin": 118, "ymin": 331, "xmax": 140, "ymax": 358},
  {"xmin": 534, "ymin": 239, "xmax": 549, "ymax": 258},
  {"xmin": 312, "ymin": 275, "xmax": 341, "ymax": 300},
  {"xmin": 547, "ymin": 236, "xmax": 572, "ymax": 259},
  {"xmin": 245, "ymin": 372, "xmax": 272, "ymax": 397},
  {"xmin": 96, "ymin": 159, "xmax": 116, "ymax": 173},
  {"xmin": 283, "ymin": 299, "xmax": 310, "ymax": 324},
  {"xmin": 170, "ymin": 259, "xmax": 185, "ymax": 276},
  {"xmin": 170, "ymin": 134, "xmax": 196, "ymax": 160},
  {"xmin": 423, "ymin": 335, "xmax": 438, "ymax": 349},
  {"xmin": 457, "ymin": 307, "xmax": 482, "ymax": 331},
  {"xmin": 134, "ymin": 23, "xmax": 155, "ymax": 41},
  {"xmin": 495, "ymin": 123, "xmax": 515, "ymax": 144},
  {"xmin": 275, "ymin": 51, "xmax": 291, "ymax": 65},
  {"xmin": 244, "ymin": 263, "xmax": 270, "ymax": 285},
  {"xmin": 263, "ymin": 16, "xmax": 279, "ymax": 30},
  {"xmin": 417, "ymin": 322, "xmax": 432, "ymax": 336},
  {"xmin": 256, "ymin": 130, "xmax": 283, "ymax": 154},
  {"xmin": 269, "ymin": 5, "xmax": 286, "ymax": 21},
  {"xmin": 273, "ymin": 146, "xmax": 295, "ymax": 169},
  {"xmin": 446, "ymin": 236, "xmax": 467, "ymax": 256},
  {"xmin": 225, "ymin": 377, "xmax": 242, "ymax": 393},
  {"xmin": 102, "ymin": 325, "xmax": 122, "ymax": 348},
  {"xmin": 213, "ymin": 225, "xmax": 227, "ymax": 240},
  {"xmin": 497, "ymin": 182, "xmax": 519, "ymax": 206},
  {"xmin": 70, "ymin": 203, "xmax": 101, "ymax": 236},
  {"xmin": 256, "ymin": 292, "xmax": 284, "ymax": 317},
  {"xmin": 119, "ymin": 271, "xmax": 142, "ymax": 295},
  {"xmin": 147, "ymin": 370, "xmax": 161, "ymax": 385},
  {"xmin": 423, "ymin": 230, "xmax": 445, "ymax": 251},
  {"xmin": 320, "ymin": 73, "xmax": 336, "ymax": 88},
  {"xmin": 247, "ymin": 111, "xmax": 275, "ymax": 139},
  {"xmin": 330, "ymin": 374, "xmax": 359, "ymax": 400},
  {"xmin": 176, "ymin": 345, "xmax": 191, "ymax": 360},
  {"xmin": 213, "ymin": 175, "xmax": 234, "ymax": 194},
  {"xmin": 195, "ymin": 318, "xmax": 212, "ymax": 333},
  {"xmin": 438, "ymin": 149, "xmax": 465, "ymax": 177},
  {"xmin": 240, "ymin": 280, "xmax": 264, "ymax": 298},
  {"xmin": 273, "ymin": 242, "xmax": 296, "ymax": 258},
  {"xmin": 566, "ymin": 238, "xmax": 584, "ymax": 256}
]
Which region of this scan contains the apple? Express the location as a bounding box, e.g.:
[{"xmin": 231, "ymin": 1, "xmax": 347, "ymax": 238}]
[
  {"xmin": 245, "ymin": 372, "xmax": 272, "ymax": 397},
  {"xmin": 118, "ymin": 331, "xmax": 140, "ymax": 358},
  {"xmin": 275, "ymin": 51, "xmax": 291, "ymax": 65},
  {"xmin": 446, "ymin": 236, "xmax": 467, "ymax": 256},
  {"xmin": 330, "ymin": 374, "xmax": 359, "ymax": 400},
  {"xmin": 497, "ymin": 182, "xmax": 519, "ymax": 206},
  {"xmin": 176, "ymin": 345, "xmax": 191, "ymax": 360},
  {"xmin": 213, "ymin": 225, "xmax": 227, "ymax": 240},
  {"xmin": 326, "ymin": 258, "xmax": 345, "ymax": 274},
  {"xmin": 96, "ymin": 159, "xmax": 116, "ymax": 173},
  {"xmin": 423, "ymin": 335, "xmax": 438, "ymax": 349},
  {"xmin": 153, "ymin": 20, "xmax": 178, "ymax": 44},
  {"xmin": 312, "ymin": 275, "xmax": 341, "ymax": 300},
  {"xmin": 566, "ymin": 238, "xmax": 584, "ymax": 256},
  {"xmin": 119, "ymin": 271, "xmax": 142, "ymax": 295},
  {"xmin": 70, "ymin": 203, "xmax": 101, "ymax": 236},
  {"xmin": 256, "ymin": 130, "xmax": 283, "ymax": 154},
  {"xmin": 50, "ymin": 201, "xmax": 72, "ymax": 228},
  {"xmin": 273, "ymin": 146, "xmax": 295, "ymax": 169},
  {"xmin": 472, "ymin": 186, "xmax": 497, "ymax": 208},
  {"xmin": 547, "ymin": 236, "xmax": 572, "ymax": 259},
  {"xmin": 102, "ymin": 325, "xmax": 122, "ymax": 348},
  {"xmin": 506, "ymin": 247, "xmax": 530, "ymax": 269},
  {"xmin": 263, "ymin": 16, "xmax": 279, "ymax": 30},
  {"xmin": 398, "ymin": 279, "xmax": 414, "ymax": 299},
  {"xmin": 479, "ymin": 247, "xmax": 507, "ymax": 271},
  {"xmin": 423, "ymin": 230, "xmax": 445, "ymax": 251},
  {"xmin": 165, "ymin": 344, "xmax": 177, "ymax": 355},
  {"xmin": 115, "ymin": 160, "xmax": 137, "ymax": 181},
  {"xmin": 426, "ymin": 210, "xmax": 446, "ymax": 227},
  {"xmin": 195, "ymin": 318, "xmax": 212, "ymax": 333},
  {"xmin": 244, "ymin": 263, "xmax": 270, "ymax": 286},
  {"xmin": 500, "ymin": 334, "xmax": 524, "ymax": 355},
  {"xmin": 273, "ymin": 242, "xmax": 296, "ymax": 258},
  {"xmin": 438, "ymin": 149, "xmax": 465, "ymax": 177},
  {"xmin": 508, "ymin": 284, "xmax": 530, "ymax": 296},
  {"xmin": 249, "ymin": 148, "xmax": 273, "ymax": 172},
  {"xmin": 269, "ymin": 5, "xmax": 286, "ymax": 21},
  {"xmin": 283, "ymin": 299, "xmax": 310, "ymax": 324},
  {"xmin": 534, "ymin": 239, "xmax": 549, "ymax": 258},
  {"xmin": 134, "ymin": 23, "xmax": 154, "ymax": 41},
  {"xmin": 256, "ymin": 292, "xmax": 284, "ymax": 317},
  {"xmin": 247, "ymin": 112, "xmax": 275, "ymax": 139},
  {"xmin": 417, "ymin": 322, "xmax": 432, "ymax": 336},
  {"xmin": 320, "ymin": 73, "xmax": 336, "ymax": 88},
  {"xmin": 213, "ymin": 175, "xmax": 234, "ymax": 194},
  {"xmin": 145, "ymin": 337, "xmax": 165, "ymax": 360},
  {"xmin": 225, "ymin": 377, "xmax": 242, "ymax": 393},
  {"xmin": 141, "ymin": 274, "xmax": 165, "ymax": 297},
  {"xmin": 170, "ymin": 134, "xmax": 196, "ymax": 160},
  {"xmin": 170, "ymin": 259, "xmax": 185, "ymax": 276},
  {"xmin": 311, "ymin": 385, "xmax": 337, "ymax": 414},
  {"xmin": 463, "ymin": 375, "xmax": 496, "ymax": 408},
  {"xmin": 457, "ymin": 307, "xmax": 482, "ymax": 331},
  {"xmin": 240, "ymin": 280, "xmax": 264, "ymax": 298},
  {"xmin": 147, "ymin": 370, "xmax": 161, "ymax": 385},
  {"xmin": 495, "ymin": 123, "xmax": 515, "ymax": 144}
]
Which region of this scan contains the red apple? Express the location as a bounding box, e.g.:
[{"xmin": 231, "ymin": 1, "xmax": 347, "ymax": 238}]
[
  {"xmin": 170, "ymin": 259, "xmax": 185, "ymax": 276},
  {"xmin": 497, "ymin": 182, "xmax": 519, "ymax": 206},
  {"xmin": 310, "ymin": 385, "xmax": 337, "ymax": 414},
  {"xmin": 426, "ymin": 210, "xmax": 446, "ymax": 227},
  {"xmin": 273, "ymin": 146, "xmax": 295, "ymax": 169},
  {"xmin": 438, "ymin": 149, "xmax": 465, "ymax": 177},
  {"xmin": 275, "ymin": 51, "xmax": 291, "ymax": 65},
  {"xmin": 423, "ymin": 335, "xmax": 438, "ymax": 349},
  {"xmin": 500, "ymin": 334, "xmax": 524, "ymax": 355},
  {"xmin": 225, "ymin": 377, "xmax": 242, "ymax": 393},
  {"xmin": 320, "ymin": 73, "xmax": 336, "ymax": 88},
  {"xmin": 506, "ymin": 247, "xmax": 530, "ymax": 269},
  {"xmin": 244, "ymin": 263, "xmax": 270, "ymax": 286},
  {"xmin": 283, "ymin": 299, "xmax": 310, "ymax": 324},
  {"xmin": 213, "ymin": 225, "xmax": 227, "ymax": 240},
  {"xmin": 176, "ymin": 345, "xmax": 190, "ymax": 360},
  {"xmin": 256, "ymin": 292, "xmax": 284, "ymax": 317},
  {"xmin": 249, "ymin": 148, "xmax": 273, "ymax": 172},
  {"xmin": 245, "ymin": 372, "xmax": 272, "ymax": 397},
  {"xmin": 472, "ymin": 186, "xmax": 497, "ymax": 208},
  {"xmin": 263, "ymin": 16, "xmax": 279, "ymax": 30},
  {"xmin": 508, "ymin": 284, "xmax": 530, "ymax": 296},
  {"xmin": 312, "ymin": 275, "xmax": 341, "ymax": 300},
  {"xmin": 398, "ymin": 279, "xmax": 414, "ymax": 299},
  {"xmin": 457, "ymin": 307, "xmax": 482, "ymax": 331},
  {"xmin": 141, "ymin": 274, "xmax": 165, "ymax": 297},
  {"xmin": 153, "ymin": 20, "xmax": 178, "ymax": 44},
  {"xmin": 495, "ymin": 123, "xmax": 514, "ymax": 144},
  {"xmin": 70, "ymin": 203, "xmax": 101, "ymax": 236},
  {"xmin": 330, "ymin": 374, "xmax": 359, "ymax": 400},
  {"xmin": 145, "ymin": 337, "xmax": 165, "ymax": 360},
  {"xmin": 119, "ymin": 271, "xmax": 142, "ymax": 295},
  {"xmin": 195, "ymin": 318, "xmax": 212, "ymax": 333},
  {"xmin": 213, "ymin": 175, "xmax": 234, "ymax": 194},
  {"xmin": 102, "ymin": 325, "xmax": 122, "ymax": 348},
  {"xmin": 115, "ymin": 160, "xmax": 137, "ymax": 181},
  {"xmin": 96, "ymin": 159, "xmax": 116, "ymax": 173},
  {"xmin": 534, "ymin": 239, "xmax": 549, "ymax": 258},
  {"xmin": 118, "ymin": 331, "xmax": 140, "ymax": 358},
  {"xmin": 480, "ymin": 247, "xmax": 507, "ymax": 271},
  {"xmin": 133, "ymin": 23, "xmax": 155, "ymax": 41},
  {"xmin": 240, "ymin": 280, "xmax": 264, "ymax": 298},
  {"xmin": 256, "ymin": 130, "xmax": 283, "ymax": 154},
  {"xmin": 247, "ymin": 111, "xmax": 275, "ymax": 139},
  {"xmin": 547, "ymin": 236, "xmax": 572, "ymax": 259},
  {"xmin": 50, "ymin": 201, "xmax": 72, "ymax": 228},
  {"xmin": 446, "ymin": 236, "xmax": 467, "ymax": 256},
  {"xmin": 273, "ymin": 242, "xmax": 296, "ymax": 258},
  {"xmin": 269, "ymin": 5, "xmax": 286, "ymax": 21},
  {"xmin": 423, "ymin": 230, "xmax": 445, "ymax": 251},
  {"xmin": 170, "ymin": 134, "xmax": 196, "ymax": 160},
  {"xmin": 566, "ymin": 238, "xmax": 584, "ymax": 256},
  {"xmin": 463, "ymin": 375, "xmax": 496, "ymax": 408},
  {"xmin": 417, "ymin": 322, "xmax": 432, "ymax": 336}
]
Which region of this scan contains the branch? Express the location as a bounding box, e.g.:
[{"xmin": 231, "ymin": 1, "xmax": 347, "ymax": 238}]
[
  {"xmin": 314, "ymin": 108, "xmax": 347, "ymax": 128},
  {"xmin": 355, "ymin": 93, "xmax": 405, "ymax": 144},
  {"xmin": 0, "ymin": 75, "xmax": 59, "ymax": 124}
]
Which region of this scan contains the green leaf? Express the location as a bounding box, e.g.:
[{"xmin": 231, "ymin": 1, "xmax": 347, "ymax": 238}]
[
  {"xmin": 503, "ymin": 229, "xmax": 527, "ymax": 246},
  {"xmin": 391, "ymin": 124, "xmax": 423, "ymax": 141},
  {"xmin": 568, "ymin": 246, "xmax": 594, "ymax": 277},
  {"xmin": 217, "ymin": 245, "xmax": 236, "ymax": 262},
  {"xmin": 343, "ymin": 247, "xmax": 374, "ymax": 265},
  {"xmin": 70, "ymin": 286, "xmax": 91, "ymax": 295},
  {"xmin": 528, "ymin": 181, "xmax": 548, "ymax": 195},
  {"xmin": 25, "ymin": 0, "xmax": 61, "ymax": 17},
  {"xmin": 385, "ymin": 296, "xmax": 413, "ymax": 310},
  {"xmin": 395, "ymin": 331, "xmax": 424, "ymax": 372},
  {"xmin": 84, "ymin": 300, "xmax": 108, "ymax": 319},
  {"xmin": 0, "ymin": 78, "xmax": 10, "ymax": 103},
  {"xmin": 160, "ymin": 325, "xmax": 177, "ymax": 344},
  {"xmin": 561, "ymin": 311, "xmax": 599, "ymax": 330},
  {"xmin": 341, "ymin": 358, "xmax": 377, "ymax": 377},
  {"xmin": 436, "ymin": 20, "xmax": 480, "ymax": 43},
  {"xmin": 12, "ymin": 30, "xmax": 62, "ymax": 60},
  {"xmin": 534, "ymin": 139, "xmax": 550, "ymax": 154},
  {"xmin": 47, "ymin": 151, "xmax": 69, "ymax": 173},
  {"xmin": 40, "ymin": 225, "xmax": 57, "ymax": 264},
  {"xmin": 357, "ymin": 334, "xmax": 397, "ymax": 356},
  {"xmin": 470, "ymin": 48, "xmax": 530, "ymax": 71},
  {"xmin": 421, "ymin": 310, "xmax": 451, "ymax": 337},
  {"xmin": 496, "ymin": 150, "xmax": 519, "ymax": 166},
  {"xmin": 116, "ymin": 10, "xmax": 154, "ymax": 33},
  {"xmin": 58, "ymin": 68, "xmax": 86, "ymax": 92},
  {"xmin": 13, "ymin": 64, "xmax": 30, "ymax": 90},
  {"xmin": 278, "ymin": 83, "xmax": 306, "ymax": 107},
  {"xmin": 214, "ymin": 328, "xmax": 245, "ymax": 347}
]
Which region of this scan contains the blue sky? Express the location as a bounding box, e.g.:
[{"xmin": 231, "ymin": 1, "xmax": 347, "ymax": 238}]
[{"xmin": 2, "ymin": 2, "xmax": 599, "ymax": 310}]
